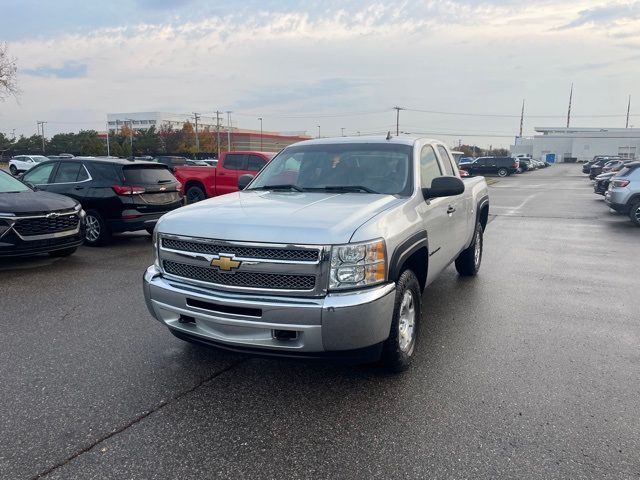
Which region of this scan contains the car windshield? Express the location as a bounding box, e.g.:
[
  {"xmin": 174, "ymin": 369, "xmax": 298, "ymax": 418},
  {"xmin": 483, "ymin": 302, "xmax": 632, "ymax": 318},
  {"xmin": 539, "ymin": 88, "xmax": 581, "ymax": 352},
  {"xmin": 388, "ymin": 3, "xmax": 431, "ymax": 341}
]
[
  {"xmin": 248, "ymin": 143, "xmax": 414, "ymax": 196},
  {"xmin": 0, "ymin": 171, "xmax": 30, "ymax": 193}
]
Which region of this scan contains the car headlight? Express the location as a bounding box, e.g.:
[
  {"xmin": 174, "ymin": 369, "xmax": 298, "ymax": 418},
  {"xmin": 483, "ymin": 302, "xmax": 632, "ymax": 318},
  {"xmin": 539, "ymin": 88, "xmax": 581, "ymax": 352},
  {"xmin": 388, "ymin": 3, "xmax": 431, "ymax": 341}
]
[
  {"xmin": 329, "ymin": 239, "xmax": 386, "ymax": 291},
  {"xmin": 153, "ymin": 230, "xmax": 161, "ymax": 269}
]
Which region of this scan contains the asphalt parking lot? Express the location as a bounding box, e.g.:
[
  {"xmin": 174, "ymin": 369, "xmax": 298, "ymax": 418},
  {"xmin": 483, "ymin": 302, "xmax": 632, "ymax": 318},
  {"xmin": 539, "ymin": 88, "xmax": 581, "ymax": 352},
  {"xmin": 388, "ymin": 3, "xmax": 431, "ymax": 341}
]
[{"xmin": 1, "ymin": 164, "xmax": 639, "ymax": 479}]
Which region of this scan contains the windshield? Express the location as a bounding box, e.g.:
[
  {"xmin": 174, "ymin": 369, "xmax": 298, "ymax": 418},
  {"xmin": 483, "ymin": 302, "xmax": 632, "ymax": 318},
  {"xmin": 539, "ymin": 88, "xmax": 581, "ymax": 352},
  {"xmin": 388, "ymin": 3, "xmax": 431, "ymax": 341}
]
[
  {"xmin": 0, "ymin": 171, "xmax": 31, "ymax": 193},
  {"xmin": 248, "ymin": 143, "xmax": 413, "ymax": 195}
]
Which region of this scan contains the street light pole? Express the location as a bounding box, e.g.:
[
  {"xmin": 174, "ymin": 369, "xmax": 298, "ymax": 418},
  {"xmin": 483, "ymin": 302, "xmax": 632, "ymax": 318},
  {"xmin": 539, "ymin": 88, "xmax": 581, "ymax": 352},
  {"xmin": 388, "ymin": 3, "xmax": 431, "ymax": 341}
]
[
  {"xmin": 193, "ymin": 112, "xmax": 200, "ymax": 153},
  {"xmin": 258, "ymin": 117, "xmax": 263, "ymax": 150},
  {"xmin": 37, "ymin": 121, "xmax": 47, "ymax": 153},
  {"xmin": 226, "ymin": 111, "xmax": 232, "ymax": 152},
  {"xmin": 125, "ymin": 119, "xmax": 134, "ymax": 156},
  {"xmin": 106, "ymin": 122, "xmax": 110, "ymax": 156},
  {"xmin": 341, "ymin": 127, "xmax": 345, "ymax": 136},
  {"xmin": 317, "ymin": 125, "xmax": 321, "ymax": 138}
]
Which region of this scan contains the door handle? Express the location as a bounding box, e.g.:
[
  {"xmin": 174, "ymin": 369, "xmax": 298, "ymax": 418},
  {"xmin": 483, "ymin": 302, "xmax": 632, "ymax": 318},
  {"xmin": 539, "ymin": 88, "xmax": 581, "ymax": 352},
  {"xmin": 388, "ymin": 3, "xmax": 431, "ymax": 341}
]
[
  {"xmin": 219, "ymin": 172, "xmax": 226, "ymax": 176},
  {"xmin": 447, "ymin": 205, "xmax": 456, "ymax": 214},
  {"xmin": 74, "ymin": 186, "xmax": 84, "ymax": 190}
]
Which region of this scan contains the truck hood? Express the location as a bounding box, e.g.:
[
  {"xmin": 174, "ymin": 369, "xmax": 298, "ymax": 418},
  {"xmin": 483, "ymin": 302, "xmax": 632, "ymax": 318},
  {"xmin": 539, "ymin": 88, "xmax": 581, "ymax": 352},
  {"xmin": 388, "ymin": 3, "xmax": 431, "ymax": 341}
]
[{"xmin": 157, "ymin": 191, "xmax": 405, "ymax": 244}]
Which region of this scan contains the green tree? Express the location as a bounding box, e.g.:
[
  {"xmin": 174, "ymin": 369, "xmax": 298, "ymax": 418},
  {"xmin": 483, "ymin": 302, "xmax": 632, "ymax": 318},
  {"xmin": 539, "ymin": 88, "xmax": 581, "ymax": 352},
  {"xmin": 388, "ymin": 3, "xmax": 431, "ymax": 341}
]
[
  {"xmin": 134, "ymin": 126, "xmax": 161, "ymax": 155},
  {"xmin": 13, "ymin": 134, "xmax": 45, "ymax": 153}
]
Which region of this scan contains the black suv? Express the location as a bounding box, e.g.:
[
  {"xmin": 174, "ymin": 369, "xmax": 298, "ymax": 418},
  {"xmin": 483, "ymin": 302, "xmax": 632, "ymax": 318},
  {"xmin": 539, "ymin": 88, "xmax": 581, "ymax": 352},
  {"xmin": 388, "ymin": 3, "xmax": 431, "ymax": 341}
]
[
  {"xmin": 589, "ymin": 158, "xmax": 621, "ymax": 180},
  {"xmin": 461, "ymin": 156, "xmax": 519, "ymax": 177},
  {"xmin": 21, "ymin": 157, "xmax": 183, "ymax": 246},
  {"xmin": 0, "ymin": 170, "xmax": 84, "ymax": 257}
]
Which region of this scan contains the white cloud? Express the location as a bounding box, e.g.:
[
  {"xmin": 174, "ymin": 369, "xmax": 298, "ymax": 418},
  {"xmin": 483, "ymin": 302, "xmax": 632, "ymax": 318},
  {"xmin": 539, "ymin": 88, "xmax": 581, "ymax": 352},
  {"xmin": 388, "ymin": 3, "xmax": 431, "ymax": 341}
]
[{"xmin": 2, "ymin": 1, "xmax": 640, "ymax": 147}]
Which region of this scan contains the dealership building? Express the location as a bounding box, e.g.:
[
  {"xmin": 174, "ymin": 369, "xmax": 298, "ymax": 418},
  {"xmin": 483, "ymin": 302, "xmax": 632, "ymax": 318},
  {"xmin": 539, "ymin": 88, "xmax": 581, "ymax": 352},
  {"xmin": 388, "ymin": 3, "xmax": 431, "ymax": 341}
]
[
  {"xmin": 511, "ymin": 127, "xmax": 640, "ymax": 162},
  {"xmin": 106, "ymin": 112, "xmax": 311, "ymax": 152}
]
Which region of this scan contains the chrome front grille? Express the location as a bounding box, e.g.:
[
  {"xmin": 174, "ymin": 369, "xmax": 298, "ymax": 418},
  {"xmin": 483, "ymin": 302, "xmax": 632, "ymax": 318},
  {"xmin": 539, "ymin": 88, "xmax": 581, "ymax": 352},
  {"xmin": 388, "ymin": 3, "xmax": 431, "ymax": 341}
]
[
  {"xmin": 159, "ymin": 234, "xmax": 327, "ymax": 296},
  {"xmin": 162, "ymin": 238, "xmax": 319, "ymax": 262},
  {"xmin": 163, "ymin": 261, "xmax": 316, "ymax": 290}
]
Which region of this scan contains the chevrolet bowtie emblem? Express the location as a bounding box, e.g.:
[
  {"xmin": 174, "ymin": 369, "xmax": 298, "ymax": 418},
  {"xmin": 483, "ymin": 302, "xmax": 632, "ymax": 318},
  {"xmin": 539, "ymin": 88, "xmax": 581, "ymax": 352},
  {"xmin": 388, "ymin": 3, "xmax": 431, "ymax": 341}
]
[{"xmin": 210, "ymin": 255, "xmax": 241, "ymax": 271}]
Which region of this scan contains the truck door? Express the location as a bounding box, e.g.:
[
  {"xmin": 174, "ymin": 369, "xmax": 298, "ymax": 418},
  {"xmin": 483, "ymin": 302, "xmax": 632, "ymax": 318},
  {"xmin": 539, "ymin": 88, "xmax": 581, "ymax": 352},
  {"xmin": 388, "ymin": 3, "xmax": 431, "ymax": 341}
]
[
  {"xmin": 215, "ymin": 153, "xmax": 245, "ymax": 195},
  {"xmin": 437, "ymin": 145, "xmax": 469, "ymax": 258},
  {"xmin": 415, "ymin": 145, "xmax": 451, "ymax": 281}
]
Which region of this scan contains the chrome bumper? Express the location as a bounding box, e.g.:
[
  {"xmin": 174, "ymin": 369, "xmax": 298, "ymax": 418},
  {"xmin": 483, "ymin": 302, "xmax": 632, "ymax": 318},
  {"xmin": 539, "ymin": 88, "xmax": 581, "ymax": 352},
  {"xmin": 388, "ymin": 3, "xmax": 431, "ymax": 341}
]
[{"xmin": 143, "ymin": 265, "xmax": 396, "ymax": 353}]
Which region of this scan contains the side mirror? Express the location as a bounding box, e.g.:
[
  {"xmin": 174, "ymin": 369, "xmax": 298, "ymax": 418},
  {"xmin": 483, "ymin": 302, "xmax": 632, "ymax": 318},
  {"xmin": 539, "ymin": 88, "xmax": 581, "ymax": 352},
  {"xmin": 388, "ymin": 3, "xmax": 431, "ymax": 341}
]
[
  {"xmin": 422, "ymin": 176, "xmax": 465, "ymax": 200},
  {"xmin": 25, "ymin": 182, "xmax": 37, "ymax": 190},
  {"xmin": 238, "ymin": 174, "xmax": 254, "ymax": 190}
]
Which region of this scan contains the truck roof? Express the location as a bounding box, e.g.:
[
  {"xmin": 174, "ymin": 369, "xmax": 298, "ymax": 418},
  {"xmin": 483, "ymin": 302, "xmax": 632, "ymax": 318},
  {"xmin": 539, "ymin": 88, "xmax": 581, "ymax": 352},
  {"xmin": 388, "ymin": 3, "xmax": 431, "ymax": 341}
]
[{"xmin": 293, "ymin": 135, "xmax": 439, "ymax": 147}]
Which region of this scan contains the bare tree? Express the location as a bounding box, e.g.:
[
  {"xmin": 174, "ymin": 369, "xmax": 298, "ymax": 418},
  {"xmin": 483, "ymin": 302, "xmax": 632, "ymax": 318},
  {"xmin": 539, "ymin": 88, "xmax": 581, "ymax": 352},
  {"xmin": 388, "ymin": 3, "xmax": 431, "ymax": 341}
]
[{"xmin": 0, "ymin": 42, "xmax": 19, "ymax": 101}]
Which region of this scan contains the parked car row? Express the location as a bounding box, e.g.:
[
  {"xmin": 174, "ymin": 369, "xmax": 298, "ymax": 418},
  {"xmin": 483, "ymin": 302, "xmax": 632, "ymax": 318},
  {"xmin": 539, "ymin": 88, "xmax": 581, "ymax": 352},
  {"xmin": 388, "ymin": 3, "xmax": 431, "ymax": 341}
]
[
  {"xmin": 458, "ymin": 156, "xmax": 549, "ymax": 177},
  {"xmin": 586, "ymin": 159, "xmax": 640, "ymax": 227}
]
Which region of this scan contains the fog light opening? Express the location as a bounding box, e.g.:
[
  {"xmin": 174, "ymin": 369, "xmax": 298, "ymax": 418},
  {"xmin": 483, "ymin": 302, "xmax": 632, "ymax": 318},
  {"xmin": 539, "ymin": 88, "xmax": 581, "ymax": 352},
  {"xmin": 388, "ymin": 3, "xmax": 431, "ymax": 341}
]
[
  {"xmin": 179, "ymin": 315, "xmax": 196, "ymax": 324},
  {"xmin": 272, "ymin": 329, "xmax": 298, "ymax": 341}
]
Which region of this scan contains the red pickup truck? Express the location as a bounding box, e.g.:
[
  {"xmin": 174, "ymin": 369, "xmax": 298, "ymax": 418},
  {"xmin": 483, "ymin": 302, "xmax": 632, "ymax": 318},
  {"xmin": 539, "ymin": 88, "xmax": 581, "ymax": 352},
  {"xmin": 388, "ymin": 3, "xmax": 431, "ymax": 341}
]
[{"xmin": 173, "ymin": 151, "xmax": 276, "ymax": 203}]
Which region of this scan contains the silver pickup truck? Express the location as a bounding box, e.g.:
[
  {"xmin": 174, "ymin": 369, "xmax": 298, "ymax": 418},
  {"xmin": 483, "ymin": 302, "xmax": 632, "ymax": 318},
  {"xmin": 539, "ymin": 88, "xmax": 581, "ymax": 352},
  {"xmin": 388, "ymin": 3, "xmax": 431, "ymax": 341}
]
[{"xmin": 143, "ymin": 136, "xmax": 489, "ymax": 371}]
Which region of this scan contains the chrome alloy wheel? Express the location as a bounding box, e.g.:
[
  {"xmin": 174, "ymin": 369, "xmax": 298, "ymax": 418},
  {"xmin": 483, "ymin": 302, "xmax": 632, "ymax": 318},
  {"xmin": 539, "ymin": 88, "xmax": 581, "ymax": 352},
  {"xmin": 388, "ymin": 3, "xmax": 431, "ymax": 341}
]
[
  {"xmin": 85, "ymin": 214, "xmax": 101, "ymax": 242},
  {"xmin": 635, "ymin": 205, "xmax": 640, "ymax": 223},
  {"xmin": 398, "ymin": 290, "xmax": 416, "ymax": 353},
  {"xmin": 474, "ymin": 228, "xmax": 482, "ymax": 268}
]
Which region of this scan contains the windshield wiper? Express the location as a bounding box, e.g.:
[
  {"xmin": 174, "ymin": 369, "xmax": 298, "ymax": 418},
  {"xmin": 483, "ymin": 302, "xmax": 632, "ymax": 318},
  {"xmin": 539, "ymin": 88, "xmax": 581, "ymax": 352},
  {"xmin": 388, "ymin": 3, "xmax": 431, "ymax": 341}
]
[
  {"xmin": 317, "ymin": 185, "xmax": 378, "ymax": 194},
  {"xmin": 253, "ymin": 184, "xmax": 305, "ymax": 192}
]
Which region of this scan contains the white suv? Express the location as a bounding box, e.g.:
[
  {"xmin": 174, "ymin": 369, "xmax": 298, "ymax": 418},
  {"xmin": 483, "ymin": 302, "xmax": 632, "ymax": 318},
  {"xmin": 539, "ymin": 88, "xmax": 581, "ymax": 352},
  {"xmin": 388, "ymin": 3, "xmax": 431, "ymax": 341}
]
[{"xmin": 8, "ymin": 155, "xmax": 49, "ymax": 175}]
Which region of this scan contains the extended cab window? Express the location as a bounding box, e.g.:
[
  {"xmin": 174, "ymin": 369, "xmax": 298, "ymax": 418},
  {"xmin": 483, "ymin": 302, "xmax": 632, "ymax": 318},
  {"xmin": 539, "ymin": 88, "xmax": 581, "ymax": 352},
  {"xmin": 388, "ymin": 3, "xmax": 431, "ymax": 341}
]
[
  {"xmin": 247, "ymin": 155, "xmax": 266, "ymax": 172},
  {"xmin": 223, "ymin": 154, "xmax": 244, "ymax": 170},
  {"xmin": 53, "ymin": 162, "xmax": 82, "ymax": 183},
  {"xmin": 420, "ymin": 145, "xmax": 442, "ymax": 188},
  {"xmin": 437, "ymin": 145, "xmax": 455, "ymax": 176},
  {"xmin": 23, "ymin": 163, "xmax": 55, "ymax": 185}
]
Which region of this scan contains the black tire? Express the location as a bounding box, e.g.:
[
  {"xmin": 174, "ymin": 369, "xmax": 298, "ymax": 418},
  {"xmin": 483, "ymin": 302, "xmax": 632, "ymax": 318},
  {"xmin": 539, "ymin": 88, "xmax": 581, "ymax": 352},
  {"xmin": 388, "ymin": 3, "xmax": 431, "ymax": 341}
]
[
  {"xmin": 9, "ymin": 165, "xmax": 18, "ymax": 176},
  {"xmin": 629, "ymin": 200, "xmax": 640, "ymax": 227},
  {"xmin": 381, "ymin": 269, "xmax": 422, "ymax": 373},
  {"xmin": 455, "ymin": 219, "xmax": 483, "ymax": 276},
  {"xmin": 48, "ymin": 247, "xmax": 77, "ymax": 257},
  {"xmin": 84, "ymin": 210, "xmax": 111, "ymax": 246},
  {"xmin": 145, "ymin": 227, "xmax": 155, "ymax": 235},
  {"xmin": 186, "ymin": 185, "xmax": 206, "ymax": 204},
  {"xmin": 497, "ymin": 168, "xmax": 508, "ymax": 177}
]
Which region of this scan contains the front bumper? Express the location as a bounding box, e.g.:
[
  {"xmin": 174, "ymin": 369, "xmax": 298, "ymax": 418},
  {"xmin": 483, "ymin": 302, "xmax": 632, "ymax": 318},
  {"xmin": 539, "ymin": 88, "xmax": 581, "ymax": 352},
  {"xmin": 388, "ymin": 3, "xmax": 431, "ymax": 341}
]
[{"xmin": 143, "ymin": 265, "xmax": 396, "ymax": 354}]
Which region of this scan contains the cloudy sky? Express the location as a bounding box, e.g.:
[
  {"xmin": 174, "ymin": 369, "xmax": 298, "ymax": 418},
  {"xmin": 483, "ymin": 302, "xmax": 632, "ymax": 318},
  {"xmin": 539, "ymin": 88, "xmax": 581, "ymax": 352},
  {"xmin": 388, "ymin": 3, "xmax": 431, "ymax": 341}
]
[{"xmin": 1, "ymin": 0, "xmax": 640, "ymax": 147}]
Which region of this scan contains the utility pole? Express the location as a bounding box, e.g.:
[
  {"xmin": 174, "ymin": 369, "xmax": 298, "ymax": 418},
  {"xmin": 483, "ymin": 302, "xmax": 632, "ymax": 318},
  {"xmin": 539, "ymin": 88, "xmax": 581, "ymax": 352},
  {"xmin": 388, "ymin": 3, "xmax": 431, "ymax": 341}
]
[
  {"xmin": 258, "ymin": 117, "xmax": 263, "ymax": 150},
  {"xmin": 226, "ymin": 111, "xmax": 232, "ymax": 152},
  {"xmin": 215, "ymin": 111, "xmax": 221, "ymax": 158},
  {"xmin": 37, "ymin": 121, "xmax": 47, "ymax": 153},
  {"xmin": 317, "ymin": 125, "xmax": 321, "ymax": 138},
  {"xmin": 11, "ymin": 129, "xmax": 15, "ymax": 140},
  {"xmin": 519, "ymin": 99, "xmax": 525, "ymax": 137},
  {"xmin": 106, "ymin": 122, "xmax": 110, "ymax": 156},
  {"xmin": 626, "ymin": 95, "xmax": 631, "ymax": 128},
  {"xmin": 393, "ymin": 106, "xmax": 404, "ymax": 136},
  {"xmin": 125, "ymin": 119, "xmax": 134, "ymax": 156},
  {"xmin": 566, "ymin": 83, "xmax": 573, "ymax": 129},
  {"xmin": 193, "ymin": 112, "xmax": 200, "ymax": 153},
  {"xmin": 341, "ymin": 127, "xmax": 345, "ymax": 136},
  {"xmin": 357, "ymin": 131, "xmax": 360, "ymax": 136}
]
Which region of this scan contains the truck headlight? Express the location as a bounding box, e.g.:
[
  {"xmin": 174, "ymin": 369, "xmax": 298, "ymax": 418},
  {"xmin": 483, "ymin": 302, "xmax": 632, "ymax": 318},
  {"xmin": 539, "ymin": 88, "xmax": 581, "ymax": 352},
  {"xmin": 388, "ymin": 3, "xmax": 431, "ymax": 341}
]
[
  {"xmin": 153, "ymin": 230, "xmax": 160, "ymax": 269},
  {"xmin": 329, "ymin": 239, "xmax": 386, "ymax": 290}
]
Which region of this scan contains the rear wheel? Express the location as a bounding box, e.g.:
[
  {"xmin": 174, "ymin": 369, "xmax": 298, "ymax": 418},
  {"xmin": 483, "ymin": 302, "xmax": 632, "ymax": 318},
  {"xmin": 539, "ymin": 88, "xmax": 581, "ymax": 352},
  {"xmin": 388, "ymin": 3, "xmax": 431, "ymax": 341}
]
[
  {"xmin": 186, "ymin": 185, "xmax": 206, "ymax": 204},
  {"xmin": 84, "ymin": 210, "xmax": 111, "ymax": 246},
  {"xmin": 497, "ymin": 168, "xmax": 508, "ymax": 177},
  {"xmin": 9, "ymin": 165, "xmax": 18, "ymax": 176},
  {"xmin": 629, "ymin": 200, "xmax": 640, "ymax": 227},
  {"xmin": 49, "ymin": 247, "xmax": 77, "ymax": 257},
  {"xmin": 381, "ymin": 269, "xmax": 422, "ymax": 373},
  {"xmin": 455, "ymin": 219, "xmax": 483, "ymax": 276}
]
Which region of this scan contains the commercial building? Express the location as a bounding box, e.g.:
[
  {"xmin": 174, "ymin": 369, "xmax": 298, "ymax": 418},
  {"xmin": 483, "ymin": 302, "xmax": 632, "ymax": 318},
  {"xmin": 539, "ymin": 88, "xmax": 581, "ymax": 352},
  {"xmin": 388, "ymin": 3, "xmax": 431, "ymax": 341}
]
[
  {"xmin": 511, "ymin": 127, "xmax": 640, "ymax": 162},
  {"xmin": 106, "ymin": 112, "xmax": 311, "ymax": 152}
]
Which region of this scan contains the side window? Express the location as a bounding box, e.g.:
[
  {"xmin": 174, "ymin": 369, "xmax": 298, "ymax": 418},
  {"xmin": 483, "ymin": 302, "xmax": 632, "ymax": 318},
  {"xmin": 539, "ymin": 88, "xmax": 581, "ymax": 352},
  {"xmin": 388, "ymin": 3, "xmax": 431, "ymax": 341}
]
[
  {"xmin": 247, "ymin": 155, "xmax": 266, "ymax": 172},
  {"xmin": 223, "ymin": 154, "xmax": 244, "ymax": 170},
  {"xmin": 53, "ymin": 162, "xmax": 82, "ymax": 183},
  {"xmin": 420, "ymin": 145, "xmax": 442, "ymax": 188},
  {"xmin": 437, "ymin": 145, "xmax": 455, "ymax": 176},
  {"xmin": 23, "ymin": 163, "xmax": 56, "ymax": 184},
  {"xmin": 77, "ymin": 165, "xmax": 90, "ymax": 182},
  {"xmin": 87, "ymin": 162, "xmax": 118, "ymax": 182},
  {"xmin": 475, "ymin": 159, "xmax": 486, "ymax": 166}
]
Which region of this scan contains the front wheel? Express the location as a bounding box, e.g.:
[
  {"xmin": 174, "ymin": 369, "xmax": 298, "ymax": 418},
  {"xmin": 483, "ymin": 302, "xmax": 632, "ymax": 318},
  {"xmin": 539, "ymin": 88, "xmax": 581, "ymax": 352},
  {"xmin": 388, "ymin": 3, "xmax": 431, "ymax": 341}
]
[
  {"xmin": 455, "ymin": 220, "xmax": 483, "ymax": 276},
  {"xmin": 629, "ymin": 200, "xmax": 640, "ymax": 227},
  {"xmin": 381, "ymin": 269, "xmax": 422, "ymax": 373},
  {"xmin": 9, "ymin": 165, "xmax": 18, "ymax": 176},
  {"xmin": 497, "ymin": 168, "xmax": 508, "ymax": 177}
]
